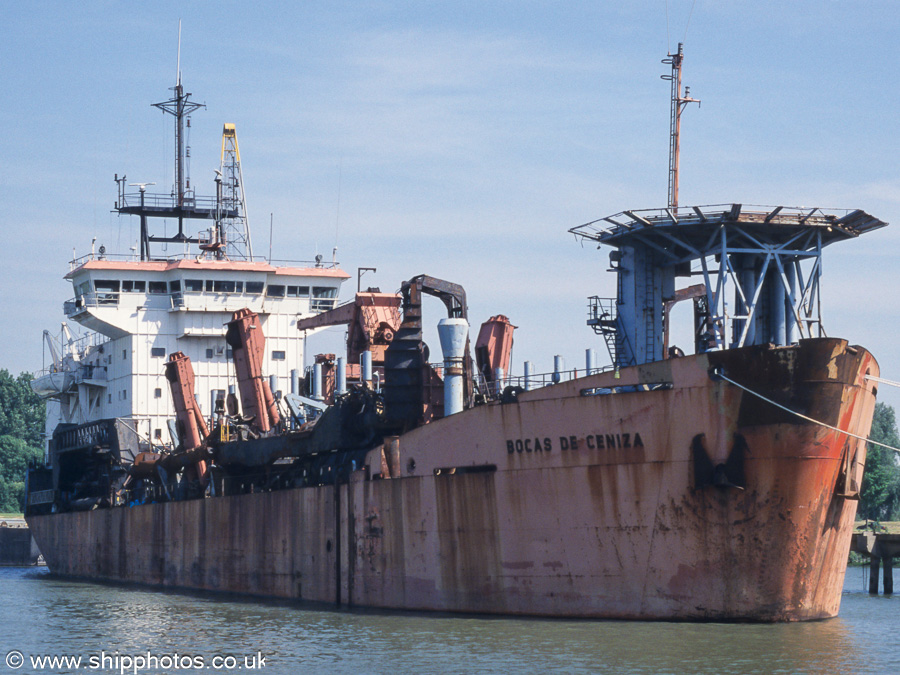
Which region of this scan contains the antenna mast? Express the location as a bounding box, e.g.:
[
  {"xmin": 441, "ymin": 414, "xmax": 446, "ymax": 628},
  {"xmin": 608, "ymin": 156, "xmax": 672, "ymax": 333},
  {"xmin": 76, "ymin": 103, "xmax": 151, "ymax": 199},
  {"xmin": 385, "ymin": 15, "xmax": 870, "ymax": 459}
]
[
  {"xmin": 661, "ymin": 43, "xmax": 700, "ymax": 211},
  {"xmin": 116, "ymin": 23, "xmax": 222, "ymax": 260},
  {"xmin": 152, "ymin": 23, "xmax": 205, "ymax": 209}
]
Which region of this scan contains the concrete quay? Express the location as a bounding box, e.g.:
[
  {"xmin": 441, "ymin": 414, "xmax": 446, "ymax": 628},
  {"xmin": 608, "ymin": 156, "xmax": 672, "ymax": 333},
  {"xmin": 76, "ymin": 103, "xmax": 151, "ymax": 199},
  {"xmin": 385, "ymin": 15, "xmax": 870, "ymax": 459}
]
[
  {"xmin": 0, "ymin": 519, "xmax": 42, "ymax": 566},
  {"xmin": 851, "ymin": 526, "xmax": 900, "ymax": 594}
]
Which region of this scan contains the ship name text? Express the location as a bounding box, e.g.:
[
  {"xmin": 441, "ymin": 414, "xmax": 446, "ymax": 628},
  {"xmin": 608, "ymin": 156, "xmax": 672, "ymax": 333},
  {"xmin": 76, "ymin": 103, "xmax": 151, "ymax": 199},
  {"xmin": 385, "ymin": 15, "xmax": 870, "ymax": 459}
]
[{"xmin": 506, "ymin": 432, "xmax": 643, "ymax": 454}]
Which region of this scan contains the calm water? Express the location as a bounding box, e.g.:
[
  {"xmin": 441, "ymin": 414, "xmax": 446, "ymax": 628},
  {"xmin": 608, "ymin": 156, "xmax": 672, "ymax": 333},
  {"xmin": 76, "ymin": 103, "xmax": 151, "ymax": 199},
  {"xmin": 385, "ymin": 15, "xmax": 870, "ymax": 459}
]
[{"xmin": 0, "ymin": 566, "xmax": 897, "ymax": 675}]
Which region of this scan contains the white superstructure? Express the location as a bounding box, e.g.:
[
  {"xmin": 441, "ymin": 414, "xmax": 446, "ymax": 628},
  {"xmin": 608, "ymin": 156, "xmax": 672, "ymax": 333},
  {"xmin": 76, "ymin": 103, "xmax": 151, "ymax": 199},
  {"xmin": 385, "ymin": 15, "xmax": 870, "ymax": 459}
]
[
  {"xmin": 32, "ymin": 70, "xmax": 351, "ymax": 453},
  {"xmin": 35, "ymin": 254, "xmax": 348, "ymax": 450}
]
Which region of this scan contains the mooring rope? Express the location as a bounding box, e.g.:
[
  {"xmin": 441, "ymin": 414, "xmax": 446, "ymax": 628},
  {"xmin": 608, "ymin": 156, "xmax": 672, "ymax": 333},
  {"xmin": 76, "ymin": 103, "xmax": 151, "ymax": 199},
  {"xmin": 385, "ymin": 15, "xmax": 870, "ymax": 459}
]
[
  {"xmin": 713, "ymin": 369, "xmax": 900, "ymax": 454},
  {"xmin": 865, "ymin": 374, "xmax": 900, "ymax": 390}
]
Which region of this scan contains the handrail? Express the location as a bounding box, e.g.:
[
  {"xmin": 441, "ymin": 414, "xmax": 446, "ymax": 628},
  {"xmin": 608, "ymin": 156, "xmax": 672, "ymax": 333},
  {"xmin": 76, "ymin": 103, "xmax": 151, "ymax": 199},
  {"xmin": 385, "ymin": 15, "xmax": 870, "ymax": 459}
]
[{"xmin": 69, "ymin": 251, "xmax": 341, "ymax": 271}]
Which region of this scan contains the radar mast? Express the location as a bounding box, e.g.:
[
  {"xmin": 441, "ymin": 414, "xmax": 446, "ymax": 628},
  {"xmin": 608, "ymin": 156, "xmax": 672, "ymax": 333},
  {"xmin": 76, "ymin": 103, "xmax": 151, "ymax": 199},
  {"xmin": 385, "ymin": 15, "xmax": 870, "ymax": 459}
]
[
  {"xmin": 114, "ymin": 30, "xmax": 251, "ymax": 261},
  {"xmin": 661, "ymin": 43, "xmax": 699, "ymax": 211}
]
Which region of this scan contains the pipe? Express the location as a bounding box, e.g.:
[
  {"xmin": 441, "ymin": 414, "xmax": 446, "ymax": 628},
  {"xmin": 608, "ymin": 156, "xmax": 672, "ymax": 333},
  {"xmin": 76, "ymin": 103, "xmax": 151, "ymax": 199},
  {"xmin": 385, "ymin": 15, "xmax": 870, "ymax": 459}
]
[
  {"xmin": 585, "ymin": 348, "xmax": 596, "ymax": 376},
  {"xmin": 438, "ymin": 318, "xmax": 469, "ymax": 416},
  {"xmin": 785, "ymin": 262, "xmax": 797, "ymax": 344},
  {"xmin": 269, "ymin": 375, "xmax": 277, "ymax": 398},
  {"xmin": 769, "ymin": 269, "xmax": 786, "ymax": 346},
  {"xmin": 553, "ymin": 355, "xmax": 565, "ymax": 384},
  {"xmin": 336, "ymin": 356, "xmax": 347, "ymax": 396},
  {"xmin": 361, "ymin": 350, "xmax": 373, "ymax": 385},
  {"xmin": 290, "ymin": 369, "xmax": 299, "ymax": 395},
  {"xmin": 313, "ymin": 362, "xmax": 323, "ymax": 401},
  {"xmin": 524, "ymin": 361, "xmax": 534, "ymax": 391}
]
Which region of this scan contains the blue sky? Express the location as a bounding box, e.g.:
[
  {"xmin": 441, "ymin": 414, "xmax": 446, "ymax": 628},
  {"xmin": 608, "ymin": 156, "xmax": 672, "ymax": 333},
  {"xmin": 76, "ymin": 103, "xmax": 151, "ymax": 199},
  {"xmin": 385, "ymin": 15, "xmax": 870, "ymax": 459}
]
[{"xmin": 3, "ymin": 1, "xmax": 900, "ymax": 406}]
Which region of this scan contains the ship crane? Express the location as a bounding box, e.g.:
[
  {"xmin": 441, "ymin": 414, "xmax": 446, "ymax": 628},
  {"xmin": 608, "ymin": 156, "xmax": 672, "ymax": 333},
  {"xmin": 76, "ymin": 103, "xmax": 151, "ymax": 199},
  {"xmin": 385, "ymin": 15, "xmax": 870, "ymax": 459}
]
[
  {"xmin": 296, "ymin": 291, "xmax": 402, "ymax": 365},
  {"xmin": 214, "ymin": 123, "xmax": 253, "ymax": 260}
]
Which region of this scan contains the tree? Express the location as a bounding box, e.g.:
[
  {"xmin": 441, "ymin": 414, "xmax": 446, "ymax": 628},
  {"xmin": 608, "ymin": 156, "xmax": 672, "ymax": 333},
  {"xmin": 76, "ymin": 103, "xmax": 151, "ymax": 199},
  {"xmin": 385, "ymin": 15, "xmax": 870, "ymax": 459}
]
[
  {"xmin": 0, "ymin": 370, "xmax": 46, "ymax": 512},
  {"xmin": 858, "ymin": 402, "xmax": 900, "ymax": 521},
  {"xmin": 0, "ymin": 436, "xmax": 41, "ymax": 512},
  {"xmin": 0, "ymin": 370, "xmax": 45, "ymax": 447}
]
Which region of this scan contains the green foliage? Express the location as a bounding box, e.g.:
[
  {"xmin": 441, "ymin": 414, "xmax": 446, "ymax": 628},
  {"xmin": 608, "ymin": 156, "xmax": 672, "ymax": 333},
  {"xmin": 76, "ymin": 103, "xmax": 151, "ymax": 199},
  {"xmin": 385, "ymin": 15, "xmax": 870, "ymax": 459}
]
[
  {"xmin": 0, "ymin": 370, "xmax": 45, "ymax": 447},
  {"xmin": 858, "ymin": 402, "xmax": 900, "ymax": 521},
  {"xmin": 0, "ymin": 370, "xmax": 45, "ymax": 512}
]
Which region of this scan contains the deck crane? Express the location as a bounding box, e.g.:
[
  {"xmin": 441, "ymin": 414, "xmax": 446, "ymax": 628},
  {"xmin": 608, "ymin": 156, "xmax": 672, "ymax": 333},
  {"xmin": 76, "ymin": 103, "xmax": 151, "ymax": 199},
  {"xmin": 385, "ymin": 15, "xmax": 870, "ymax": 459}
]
[{"xmin": 202, "ymin": 124, "xmax": 253, "ymax": 260}]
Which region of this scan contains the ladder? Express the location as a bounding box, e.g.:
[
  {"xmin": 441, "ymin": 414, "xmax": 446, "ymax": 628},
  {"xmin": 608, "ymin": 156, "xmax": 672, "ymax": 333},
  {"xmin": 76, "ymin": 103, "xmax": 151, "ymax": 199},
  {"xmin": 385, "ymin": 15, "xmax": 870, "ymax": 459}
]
[{"xmin": 587, "ymin": 297, "xmax": 634, "ymax": 368}]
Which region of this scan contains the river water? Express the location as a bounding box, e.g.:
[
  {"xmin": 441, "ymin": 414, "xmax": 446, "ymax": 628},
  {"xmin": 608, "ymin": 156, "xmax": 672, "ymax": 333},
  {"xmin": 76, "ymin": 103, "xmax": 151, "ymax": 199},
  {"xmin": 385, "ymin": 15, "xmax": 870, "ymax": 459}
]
[{"xmin": 0, "ymin": 565, "xmax": 896, "ymax": 675}]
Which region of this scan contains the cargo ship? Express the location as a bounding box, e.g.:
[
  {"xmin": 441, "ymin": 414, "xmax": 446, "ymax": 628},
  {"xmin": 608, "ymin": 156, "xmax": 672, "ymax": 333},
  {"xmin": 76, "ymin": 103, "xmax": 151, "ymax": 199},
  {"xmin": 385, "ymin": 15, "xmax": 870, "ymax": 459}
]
[{"xmin": 26, "ymin": 46, "xmax": 885, "ymax": 621}]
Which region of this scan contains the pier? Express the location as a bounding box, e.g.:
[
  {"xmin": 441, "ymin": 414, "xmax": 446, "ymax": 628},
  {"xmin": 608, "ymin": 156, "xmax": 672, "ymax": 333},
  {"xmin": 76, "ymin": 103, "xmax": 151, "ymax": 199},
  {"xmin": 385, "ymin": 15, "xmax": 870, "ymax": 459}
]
[{"xmin": 851, "ymin": 523, "xmax": 900, "ymax": 594}]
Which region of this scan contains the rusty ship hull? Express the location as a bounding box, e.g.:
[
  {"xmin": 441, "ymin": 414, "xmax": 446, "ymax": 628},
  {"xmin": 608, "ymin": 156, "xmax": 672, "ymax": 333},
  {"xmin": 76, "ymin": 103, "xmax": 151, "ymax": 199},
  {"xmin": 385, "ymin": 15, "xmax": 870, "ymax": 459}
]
[{"xmin": 27, "ymin": 337, "xmax": 877, "ymax": 621}]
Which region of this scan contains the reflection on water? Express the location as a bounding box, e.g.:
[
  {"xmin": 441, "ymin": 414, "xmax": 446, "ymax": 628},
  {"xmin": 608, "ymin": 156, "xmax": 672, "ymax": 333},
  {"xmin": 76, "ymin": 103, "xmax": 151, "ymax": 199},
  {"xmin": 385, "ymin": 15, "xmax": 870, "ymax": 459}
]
[{"xmin": 1, "ymin": 566, "xmax": 898, "ymax": 674}]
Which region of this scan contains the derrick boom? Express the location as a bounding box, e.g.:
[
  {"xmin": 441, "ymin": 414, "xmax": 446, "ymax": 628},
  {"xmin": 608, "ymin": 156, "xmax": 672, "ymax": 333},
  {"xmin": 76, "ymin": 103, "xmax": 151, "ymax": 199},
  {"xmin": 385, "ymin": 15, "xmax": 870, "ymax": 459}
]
[
  {"xmin": 225, "ymin": 308, "xmax": 281, "ymax": 433},
  {"xmin": 164, "ymin": 351, "xmax": 210, "ymax": 450},
  {"xmin": 296, "ymin": 291, "xmax": 402, "ymax": 366}
]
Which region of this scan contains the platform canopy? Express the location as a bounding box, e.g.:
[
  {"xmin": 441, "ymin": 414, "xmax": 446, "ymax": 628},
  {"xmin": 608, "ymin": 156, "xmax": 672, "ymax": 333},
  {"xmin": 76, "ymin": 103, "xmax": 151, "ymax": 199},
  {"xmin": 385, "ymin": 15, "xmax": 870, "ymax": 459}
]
[
  {"xmin": 570, "ymin": 204, "xmax": 887, "ymax": 263},
  {"xmin": 570, "ymin": 204, "xmax": 888, "ymax": 366}
]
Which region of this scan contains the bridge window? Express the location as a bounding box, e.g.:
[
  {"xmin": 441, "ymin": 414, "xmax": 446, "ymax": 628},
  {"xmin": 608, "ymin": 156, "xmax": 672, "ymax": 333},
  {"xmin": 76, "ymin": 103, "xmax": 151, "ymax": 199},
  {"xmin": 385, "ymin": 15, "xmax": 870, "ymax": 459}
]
[
  {"xmin": 185, "ymin": 279, "xmax": 203, "ymax": 292},
  {"xmin": 121, "ymin": 280, "xmax": 146, "ymax": 292},
  {"xmin": 151, "ymin": 347, "xmax": 166, "ymax": 358},
  {"xmin": 267, "ymin": 285, "xmax": 286, "ymax": 298},
  {"xmin": 245, "ymin": 281, "xmax": 264, "ymax": 294},
  {"xmin": 272, "ymin": 350, "xmax": 286, "ymax": 360},
  {"xmin": 287, "ymin": 285, "xmax": 310, "ymax": 297},
  {"xmin": 311, "ymin": 286, "xmax": 337, "ymax": 311},
  {"xmin": 213, "ymin": 280, "xmax": 236, "ymax": 293},
  {"xmin": 148, "ymin": 281, "xmax": 167, "ymax": 294},
  {"xmin": 95, "ymin": 280, "xmax": 120, "ymax": 305}
]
